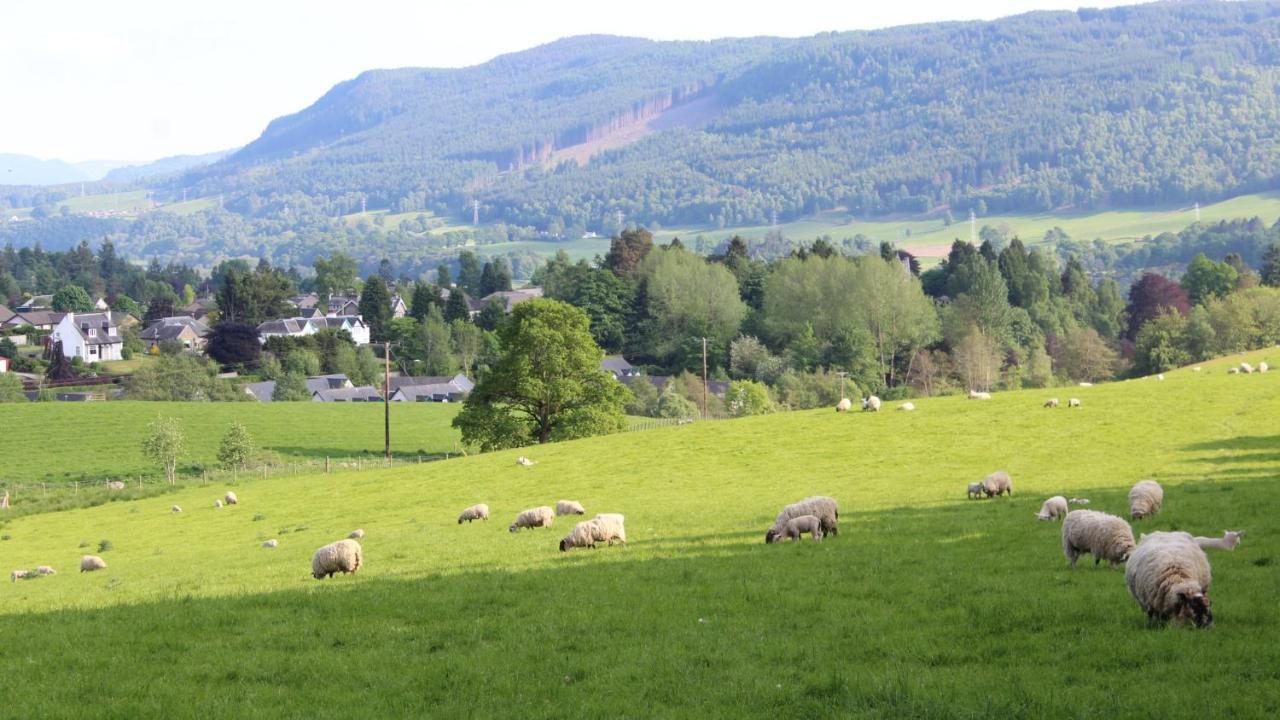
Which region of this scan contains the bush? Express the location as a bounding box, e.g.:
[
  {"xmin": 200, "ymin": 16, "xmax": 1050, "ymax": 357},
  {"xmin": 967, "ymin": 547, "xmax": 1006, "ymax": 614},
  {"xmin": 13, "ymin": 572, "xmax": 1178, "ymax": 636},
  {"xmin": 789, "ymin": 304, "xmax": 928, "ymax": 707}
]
[
  {"xmin": 727, "ymin": 380, "xmax": 774, "ymax": 417},
  {"xmin": 98, "ymin": 540, "xmax": 114, "ymax": 553},
  {"xmin": 217, "ymin": 422, "xmax": 254, "ymax": 469}
]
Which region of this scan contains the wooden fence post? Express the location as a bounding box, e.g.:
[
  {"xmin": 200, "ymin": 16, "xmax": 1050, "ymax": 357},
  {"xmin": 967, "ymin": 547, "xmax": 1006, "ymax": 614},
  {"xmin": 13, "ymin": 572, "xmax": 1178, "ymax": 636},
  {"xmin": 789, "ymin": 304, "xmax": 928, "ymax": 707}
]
[{"xmin": 325, "ymin": 457, "xmax": 330, "ymax": 474}]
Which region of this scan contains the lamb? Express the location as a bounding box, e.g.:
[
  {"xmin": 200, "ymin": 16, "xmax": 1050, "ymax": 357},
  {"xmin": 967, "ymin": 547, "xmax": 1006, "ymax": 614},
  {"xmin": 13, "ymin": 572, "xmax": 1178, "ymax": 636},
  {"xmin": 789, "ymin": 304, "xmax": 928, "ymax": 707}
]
[
  {"xmin": 1193, "ymin": 367, "xmax": 1202, "ymax": 372},
  {"xmin": 1156, "ymin": 373, "xmax": 1165, "ymax": 381},
  {"xmin": 457, "ymin": 503, "xmax": 490, "ymax": 524},
  {"xmin": 508, "ymin": 506, "xmax": 555, "ymax": 532},
  {"xmin": 1125, "ymin": 531, "xmax": 1213, "ymax": 628},
  {"xmin": 1194, "ymin": 530, "xmax": 1244, "ymax": 551},
  {"xmin": 556, "ymin": 500, "xmax": 586, "ymax": 516},
  {"xmin": 1260, "ymin": 361, "xmax": 1270, "ymax": 373},
  {"xmin": 1061, "ymin": 510, "xmax": 1135, "ymax": 568},
  {"xmin": 1240, "ymin": 362, "xmax": 1254, "ymax": 374},
  {"xmin": 558, "ymin": 513, "xmax": 627, "ymax": 551},
  {"xmin": 224, "ymin": 491, "xmax": 238, "ymax": 505},
  {"xmin": 862, "ymin": 396, "xmax": 881, "ymax": 412},
  {"xmin": 1044, "ymin": 398, "xmax": 1059, "ymax": 408},
  {"xmin": 896, "ymin": 401, "xmax": 915, "ymax": 411},
  {"xmin": 171, "ymin": 505, "xmax": 182, "ymax": 513},
  {"xmin": 311, "ymin": 539, "xmax": 363, "ymax": 579},
  {"xmin": 10, "ymin": 570, "xmax": 27, "ymax": 582},
  {"xmin": 1036, "ymin": 495, "xmax": 1069, "ymax": 521},
  {"xmin": 968, "ymin": 390, "xmax": 992, "ymax": 400},
  {"xmin": 981, "ymin": 471, "xmax": 1012, "ymax": 498},
  {"xmin": 1069, "ymin": 398, "xmax": 1081, "ymax": 408},
  {"xmin": 1069, "ymin": 497, "xmax": 1091, "ymax": 505},
  {"xmin": 36, "ymin": 565, "xmax": 55, "ymax": 575},
  {"xmin": 765, "ymin": 496, "xmax": 838, "ymax": 542},
  {"xmin": 262, "ymin": 539, "xmax": 279, "ymax": 548},
  {"xmin": 516, "ymin": 456, "xmax": 537, "ymax": 466},
  {"xmin": 1227, "ymin": 367, "xmax": 1240, "ymax": 375},
  {"xmin": 966, "ymin": 482, "xmax": 985, "ymax": 500},
  {"xmin": 780, "ymin": 514, "xmax": 824, "ymax": 542},
  {"xmin": 349, "ymin": 528, "xmax": 365, "ymax": 539},
  {"xmin": 835, "ymin": 398, "xmax": 853, "ymax": 412},
  {"xmin": 1128, "ymin": 479, "xmax": 1164, "ymax": 520},
  {"xmin": 214, "ymin": 500, "xmax": 223, "ymax": 509},
  {"xmin": 1078, "ymin": 382, "xmax": 1093, "ymax": 387},
  {"xmin": 80, "ymin": 555, "xmax": 107, "ymax": 573}
]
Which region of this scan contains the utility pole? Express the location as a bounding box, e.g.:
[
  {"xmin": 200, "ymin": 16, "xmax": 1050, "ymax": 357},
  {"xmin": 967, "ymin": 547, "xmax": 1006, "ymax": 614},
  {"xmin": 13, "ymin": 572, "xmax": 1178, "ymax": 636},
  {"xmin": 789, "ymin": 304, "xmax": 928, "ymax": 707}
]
[
  {"xmin": 836, "ymin": 371, "xmax": 848, "ymax": 401},
  {"xmin": 969, "ymin": 209, "xmax": 976, "ymax": 244},
  {"xmin": 698, "ymin": 337, "xmax": 710, "ymax": 420},
  {"xmin": 383, "ymin": 341, "xmax": 391, "ymax": 461}
]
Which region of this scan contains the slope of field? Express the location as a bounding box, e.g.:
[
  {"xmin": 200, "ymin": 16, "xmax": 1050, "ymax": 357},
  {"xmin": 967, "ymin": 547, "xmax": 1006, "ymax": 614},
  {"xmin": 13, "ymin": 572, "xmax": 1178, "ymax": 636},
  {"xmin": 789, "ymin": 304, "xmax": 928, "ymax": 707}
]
[
  {"xmin": 2, "ymin": 351, "xmax": 1278, "ymax": 718},
  {"xmin": 0, "ymin": 402, "xmax": 460, "ymax": 483}
]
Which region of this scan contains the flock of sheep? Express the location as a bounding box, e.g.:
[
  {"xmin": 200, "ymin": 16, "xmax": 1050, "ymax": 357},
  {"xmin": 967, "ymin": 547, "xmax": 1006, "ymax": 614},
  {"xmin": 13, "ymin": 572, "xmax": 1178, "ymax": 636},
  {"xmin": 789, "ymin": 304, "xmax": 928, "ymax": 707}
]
[{"xmin": 457, "ymin": 496, "xmax": 627, "ymax": 553}]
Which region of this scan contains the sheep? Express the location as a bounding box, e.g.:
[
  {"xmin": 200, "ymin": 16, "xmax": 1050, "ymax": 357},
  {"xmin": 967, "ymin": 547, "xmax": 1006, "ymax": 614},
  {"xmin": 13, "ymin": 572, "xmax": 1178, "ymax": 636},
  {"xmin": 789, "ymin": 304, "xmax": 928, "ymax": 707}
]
[
  {"xmin": 559, "ymin": 520, "xmax": 600, "ymax": 552},
  {"xmin": 766, "ymin": 496, "xmax": 838, "ymax": 542},
  {"xmin": 349, "ymin": 528, "xmax": 365, "ymax": 539},
  {"xmin": 509, "ymin": 506, "xmax": 555, "ymax": 532},
  {"xmin": 106, "ymin": 480, "xmax": 125, "ymax": 490},
  {"xmin": 558, "ymin": 513, "xmax": 627, "ymax": 552},
  {"xmin": 457, "ymin": 503, "xmax": 490, "ymax": 524},
  {"xmin": 262, "ymin": 539, "xmax": 279, "ymax": 548},
  {"xmin": 1194, "ymin": 530, "xmax": 1244, "ymax": 551},
  {"xmin": 1128, "ymin": 480, "xmax": 1164, "ymax": 520},
  {"xmin": 1036, "ymin": 495, "xmax": 1069, "ymax": 521},
  {"xmin": 1125, "ymin": 531, "xmax": 1213, "ymax": 628},
  {"xmin": 897, "ymin": 402, "xmax": 915, "ymax": 411},
  {"xmin": 835, "ymin": 398, "xmax": 853, "ymax": 412},
  {"xmin": 556, "ymin": 500, "xmax": 586, "ymax": 516},
  {"xmin": 171, "ymin": 505, "xmax": 182, "ymax": 513},
  {"xmin": 862, "ymin": 395, "xmax": 881, "ymax": 412},
  {"xmin": 1069, "ymin": 398, "xmax": 1081, "ymax": 408},
  {"xmin": 80, "ymin": 555, "xmax": 107, "ymax": 573},
  {"xmin": 1156, "ymin": 373, "xmax": 1165, "ymax": 381},
  {"xmin": 311, "ymin": 539, "xmax": 363, "ymax": 579},
  {"xmin": 966, "ymin": 482, "xmax": 985, "ymax": 500},
  {"xmin": 36, "ymin": 565, "xmax": 56, "ymax": 575},
  {"xmin": 516, "ymin": 456, "xmax": 537, "ymax": 466},
  {"xmin": 1193, "ymin": 367, "xmax": 1202, "ymax": 372},
  {"xmin": 224, "ymin": 491, "xmax": 238, "ymax": 506},
  {"xmin": 981, "ymin": 471, "xmax": 1012, "ymax": 498},
  {"xmin": 781, "ymin": 514, "xmax": 824, "ymax": 542},
  {"xmin": 10, "ymin": 570, "xmax": 28, "ymax": 582},
  {"xmin": 1260, "ymin": 361, "xmax": 1270, "ymax": 373},
  {"xmin": 1227, "ymin": 367, "xmax": 1240, "ymax": 375},
  {"xmin": 1069, "ymin": 497, "xmax": 1091, "ymax": 505},
  {"xmin": 1061, "ymin": 510, "xmax": 1135, "ymax": 568},
  {"xmin": 1078, "ymin": 382, "xmax": 1093, "ymax": 387},
  {"xmin": 1240, "ymin": 362, "xmax": 1254, "ymax": 374},
  {"xmin": 968, "ymin": 390, "xmax": 992, "ymax": 400},
  {"xmin": 1044, "ymin": 398, "xmax": 1059, "ymax": 408},
  {"xmin": 214, "ymin": 500, "xmax": 223, "ymax": 509}
]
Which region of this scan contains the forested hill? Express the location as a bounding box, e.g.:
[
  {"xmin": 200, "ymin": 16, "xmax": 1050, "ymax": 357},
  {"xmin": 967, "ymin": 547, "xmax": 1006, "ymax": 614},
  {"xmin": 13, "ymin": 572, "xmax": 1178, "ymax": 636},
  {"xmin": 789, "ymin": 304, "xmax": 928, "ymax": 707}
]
[{"xmin": 172, "ymin": 1, "xmax": 1280, "ymax": 231}]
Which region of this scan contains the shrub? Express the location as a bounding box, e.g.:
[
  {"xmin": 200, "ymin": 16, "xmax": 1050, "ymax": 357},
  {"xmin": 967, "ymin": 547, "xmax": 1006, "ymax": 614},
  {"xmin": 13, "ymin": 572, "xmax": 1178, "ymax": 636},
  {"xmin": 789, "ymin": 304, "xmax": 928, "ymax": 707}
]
[{"xmin": 98, "ymin": 540, "xmax": 114, "ymax": 553}]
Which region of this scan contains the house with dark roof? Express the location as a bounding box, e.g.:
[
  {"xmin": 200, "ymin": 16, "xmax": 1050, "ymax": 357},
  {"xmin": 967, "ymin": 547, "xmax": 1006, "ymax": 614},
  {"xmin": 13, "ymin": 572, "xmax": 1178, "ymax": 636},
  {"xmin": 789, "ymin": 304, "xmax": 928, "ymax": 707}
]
[
  {"xmin": 15, "ymin": 295, "xmax": 52, "ymax": 312},
  {"xmin": 326, "ymin": 296, "xmax": 361, "ymax": 317},
  {"xmin": 140, "ymin": 316, "xmax": 211, "ymax": 352},
  {"xmin": 0, "ymin": 303, "xmax": 12, "ymax": 324},
  {"xmin": 257, "ymin": 317, "xmax": 317, "ymax": 342},
  {"xmin": 387, "ymin": 373, "xmax": 475, "ymax": 395},
  {"xmin": 244, "ymin": 374, "xmax": 352, "ymax": 402},
  {"xmin": 438, "ymin": 288, "xmax": 485, "ymax": 318},
  {"xmin": 312, "ymin": 386, "xmax": 383, "ymax": 402},
  {"xmin": 389, "ymin": 374, "xmax": 475, "ymax": 402},
  {"xmin": 601, "ymin": 355, "xmax": 640, "ymax": 379},
  {"xmin": 310, "ymin": 316, "xmax": 371, "ymax": 345},
  {"xmin": 479, "ymin": 287, "xmax": 543, "ymax": 313},
  {"xmin": 3, "ymin": 309, "xmax": 64, "ymax": 331},
  {"xmin": 51, "ymin": 311, "xmax": 124, "ymax": 362}
]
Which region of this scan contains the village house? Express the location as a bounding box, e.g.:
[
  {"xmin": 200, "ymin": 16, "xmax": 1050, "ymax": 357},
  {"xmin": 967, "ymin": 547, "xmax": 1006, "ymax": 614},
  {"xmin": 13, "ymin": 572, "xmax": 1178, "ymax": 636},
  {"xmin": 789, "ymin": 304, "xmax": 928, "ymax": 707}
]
[
  {"xmin": 256, "ymin": 317, "xmax": 318, "ymax": 342},
  {"xmin": 139, "ymin": 316, "xmax": 211, "ymax": 352},
  {"xmin": 388, "ymin": 373, "xmax": 475, "ymax": 402},
  {"xmin": 479, "ymin": 287, "xmax": 543, "ymax": 313},
  {"xmin": 3, "ymin": 309, "xmax": 64, "ymax": 331},
  {"xmin": 312, "ymin": 386, "xmax": 383, "ymax": 402},
  {"xmin": 601, "ymin": 355, "xmax": 641, "ymax": 379},
  {"xmin": 50, "ymin": 311, "xmax": 124, "ymax": 362},
  {"xmin": 310, "ymin": 316, "xmax": 371, "ymax": 345},
  {"xmin": 244, "ymin": 374, "xmax": 352, "ymax": 402}
]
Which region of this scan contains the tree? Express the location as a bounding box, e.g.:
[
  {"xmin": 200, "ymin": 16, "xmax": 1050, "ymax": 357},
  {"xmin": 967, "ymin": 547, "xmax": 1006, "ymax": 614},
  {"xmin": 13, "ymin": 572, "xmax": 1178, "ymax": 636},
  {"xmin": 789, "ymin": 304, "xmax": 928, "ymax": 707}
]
[
  {"xmin": 1261, "ymin": 243, "xmax": 1280, "ymax": 288},
  {"xmin": 142, "ymin": 416, "xmax": 185, "ymax": 484},
  {"xmin": 1054, "ymin": 327, "xmax": 1119, "ymax": 382},
  {"xmin": 457, "ymin": 251, "xmax": 483, "ymax": 295},
  {"xmin": 1126, "ymin": 272, "xmax": 1190, "ymax": 340},
  {"xmin": 475, "ymin": 298, "xmax": 507, "ymax": 332},
  {"xmin": 0, "ymin": 337, "xmax": 17, "ymax": 359},
  {"xmin": 217, "ymin": 422, "xmax": 254, "ymax": 469},
  {"xmin": 45, "ymin": 341, "xmax": 75, "ymax": 381},
  {"xmin": 452, "ymin": 299, "xmax": 628, "ymax": 450},
  {"xmin": 1133, "ymin": 308, "xmax": 1191, "ymax": 375},
  {"xmin": 124, "ymin": 356, "xmax": 250, "ymax": 401},
  {"xmin": 51, "ymin": 284, "xmax": 93, "ymax": 313},
  {"xmin": 444, "ymin": 289, "xmax": 471, "ymax": 323},
  {"xmin": 656, "ymin": 384, "xmax": 698, "ymax": 420},
  {"xmin": 479, "ymin": 259, "xmax": 513, "ymax": 296},
  {"xmin": 638, "ymin": 247, "xmax": 746, "ymax": 366},
  {"xmin": 144, "ymin": 293, "xmax": 176, "ymax": 323},
  {"xmin": 726, "ymin": 380, "xmax": 774, "ymax": 417},
  {"xmin": 409, "ymin": 282, "xmax": 439, "ymax": 322},
  {"xmin": 111, "ymin": 294, "xmax": 142, "ymax": 319},
  {"xmin": 625, "ymin": 376, "xmax": 659, "ymax": 416},
  {"xmin": 951, "ymin": 326, "xmax": 1002, "ymax": 392},
  {"xmin": 206, "ymin": 323, "xmax": 261, "ymax": 367},
  {"xmin": 359, "ymin": 275, "xmax": 394, "ymax": 342},
  {"xmin": 604, "ymin": 227, "xmax": 654, "ymax": 277},
  {"xmin": 849, "ymin": 257, "xmax": 940, "ymax": 387},
  {"xmin": 272, "ymin": 372, "xmax": 311, "ymax": 401},
  {"xmin": 451, "ymin": 320, "xmax": 484, "ymax": 377},
  {"xmin": 314, "ymin": 253, "xmax": 359, "ymax": 298},
  {"xmin": 436, "ymin": 263, "xmax": 453, "ymax": 289},
  {"xmin": 284, "ymin": 348, "xmax": 322, "ymax": 376},
  {"xmin": 0, "ymin": 373, "xmax": 26, "ymax": 402},
  {"xmin": 1180, "ymin": 253, "xmax": 1238, "ymax": 306}
]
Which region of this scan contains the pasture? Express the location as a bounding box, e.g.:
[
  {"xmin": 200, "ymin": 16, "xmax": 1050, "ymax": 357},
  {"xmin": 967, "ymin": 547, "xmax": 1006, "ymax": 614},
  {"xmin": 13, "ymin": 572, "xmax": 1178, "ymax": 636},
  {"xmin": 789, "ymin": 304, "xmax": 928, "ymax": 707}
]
[{"xmin": 1, "ymin": 351, "xmax": 1278, "ymax": 718}]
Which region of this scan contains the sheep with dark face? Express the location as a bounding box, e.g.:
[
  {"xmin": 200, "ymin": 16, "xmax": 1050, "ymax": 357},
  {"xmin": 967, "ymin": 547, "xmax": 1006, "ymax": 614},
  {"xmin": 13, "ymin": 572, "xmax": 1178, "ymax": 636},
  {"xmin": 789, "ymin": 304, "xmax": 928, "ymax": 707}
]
[
  {"xmin": 509, "ymin": 506, "xmax": 554, "ymax": 532},
  {"xmin": 1126, "ymin": 531, "xmax": 1213, "ymax": 628},
  {"xmin": 1128, "ymin": 480, "xmax": 1163, "ymax": 520},
  {"xmin": 861, "ymin": 396, "xmax": 881, "ymax": 412},
  {"xmin": 457, "ymin": 504, "xmax": 490, "ymax": 524},
  {"xmin": 311, "ymin": 539, "xmax": 362, "ymax": 579},
  {"xmin": 765, "ymin": 496, "xmax": 838, "ymax": 542},
  {"xmin": 835, "ymin": 398, "xmax": 853, "ymax": 412},
  {"xmin": 1044, "ymin": 398, "xmax": 1059, "ymax": 408}
]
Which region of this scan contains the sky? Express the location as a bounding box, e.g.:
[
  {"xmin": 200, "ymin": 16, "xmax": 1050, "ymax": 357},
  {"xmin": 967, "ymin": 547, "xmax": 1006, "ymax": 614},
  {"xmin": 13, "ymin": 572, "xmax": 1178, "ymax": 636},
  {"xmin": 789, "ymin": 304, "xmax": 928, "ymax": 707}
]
[{"xmin": 0, "ymin": 0, "xmax": 1136, "ymax": 163}]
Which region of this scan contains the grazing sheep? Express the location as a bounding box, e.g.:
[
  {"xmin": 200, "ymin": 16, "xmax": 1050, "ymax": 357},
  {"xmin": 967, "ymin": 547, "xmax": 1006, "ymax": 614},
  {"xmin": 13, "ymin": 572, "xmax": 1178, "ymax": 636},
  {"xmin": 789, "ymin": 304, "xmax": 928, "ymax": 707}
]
[
  {"xmin": 1061, "ymin": 510, "xmax": 1135, "ymax": 568},
  {"xmin": 1193, "ymin": 367, "xmax": 1202, "ymax": 372},
  {"xmin": 214, "ymin": 500, "xmax": 223, "ymax": 509},
  {"xmin": 559, "ymin": 513, "xmax": 627, "ymax": 551},
  {"xmin": 224, "ymin": 491, "xmax": 238, "ymax": 506},
  {"xmin": 966, "ymin": 482, "xmax": 985, "ymax": 500},
  {"xmin": 10, "ymin": 569, "xmax": 28, "ymax": 582},
  {"xmin": 1194, "ymin": 530, "xmax": 1244, "ymax": 551},
  {"xmin": 559, "ymin": 520, "xmax": 601, "ymax": 552},
  {"xmin": 457, "ymin": 503, "xmax": 490, "ymax": 524},
  {"xmin": 1069, "ymin": 497, "xmax": 1091, "ymax": 505},
  {"xmin": 1260, "ymin": 362, "xmax": 1270, "ymax": 373},
  {"xmin": 36, "ymin": 565, "xmax": 56, "ymax": 575},
  {"xmin": 781, "ymin": 514, "xmax": 824, "ymax": 542},
  {"xmin": 981, "ymin": 471, "xmax": 1013, "ymax": 498},
  {"xmin": 1240, "ymin": 362, "xmax": 1254, "ymax": 374},
  {"xmin": 1044, "ymin": 398, "xmax": 1059, "ymax": 408},
  {"xmin": 1078, "ymin": 382, "xmax": 1093, "ymax": 387},
  {"xmin": 1069, "ymin": 398, "xmax": 1081, "ymax": 408},
  {"xmin": 349, "ymin": 529, "xmax": 365, "ymax": 539},
  {"xmin": 862, "ymin": 396, "xmax": 881, "ymax": 412},
  {"xmin": 80, "ymin": 555, "xmax": 108, "ymax": 573},
  {"xmin": 262, "ymin": 539, "xmax": 279, "ymax": 548},
  {"xmin": 516, "ymin": 456, "xmax": 537, "ymax": 466},
  {"xmin": 1128, "ymin": 480, "xmax": 1164, "ymax": 520},
  {"xmin": 1126, "ymin": 531, "xmax": 1213, "ymax": 628},
  {"xmin": 968, "ymin": 390, "xmax": 992, "ymax": 400},
  {"xmin": 1036, "ymin": 496, "xmax": 1069, "ymax": 521},
  {"xmin": 896, "ymin": 402, "xmax": 915, "ymax": 411},
  {"xmin": 311, "ymin": 539, "xmax": 363, "ymax": 579},
  {"xmin": 556, "ymin": 500, "xmax": 586, "ymax": 516},
  {"xmin": 1227, "ymin": 367, "xmax": 1240, "ymax": 375},
  {"xmin": 171, "ymin": 505, "xmax": 182, "ymax": 513},
  {"xmin": 1157, "ymin": 373, "xmax": 1165, "ymax": 381},
  {"xmin": 835, "ymin": 398, "xmax": 853, "ymax": 412},
  {"xmin": 509, "ymin": 506, "xmax": 555, "ymax": 532},
  {"xmin": 106, "ymin": 481, "xmax": 125, "ymax": 490},
  {"xmin": 766, "ymin": 496, "xmax": 839, "ymax": 541}
]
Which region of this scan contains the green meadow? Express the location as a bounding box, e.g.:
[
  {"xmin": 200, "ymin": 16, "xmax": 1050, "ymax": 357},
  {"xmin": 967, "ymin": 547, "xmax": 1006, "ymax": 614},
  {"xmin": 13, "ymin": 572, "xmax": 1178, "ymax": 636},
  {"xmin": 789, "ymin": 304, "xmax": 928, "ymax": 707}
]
[{"xmin": 1, "ymin": 350, "xmax": 1277, "ymax": 718}]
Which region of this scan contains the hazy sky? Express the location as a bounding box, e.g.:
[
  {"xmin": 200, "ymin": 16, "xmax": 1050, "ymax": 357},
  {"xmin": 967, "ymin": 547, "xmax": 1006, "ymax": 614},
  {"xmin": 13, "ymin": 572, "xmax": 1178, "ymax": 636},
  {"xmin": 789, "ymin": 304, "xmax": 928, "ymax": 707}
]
[{"xmin": 0, "ymin": 0, "xmax": 1134, "ymax": 162}]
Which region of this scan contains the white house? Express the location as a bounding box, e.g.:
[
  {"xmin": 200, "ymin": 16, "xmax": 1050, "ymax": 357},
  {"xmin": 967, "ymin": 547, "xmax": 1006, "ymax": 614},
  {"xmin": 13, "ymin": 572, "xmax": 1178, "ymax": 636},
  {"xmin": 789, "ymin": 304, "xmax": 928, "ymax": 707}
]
[
  {"xmin": 51, "ymin": 311, "xmax": 124, "ymax": 362},
  {"xmin": 256, "ymin": 317, "xmax": 318, "ymax": 343},
  {"xmin": 311, "ymin": 315, "xmax": 371, "ymax": 346}
]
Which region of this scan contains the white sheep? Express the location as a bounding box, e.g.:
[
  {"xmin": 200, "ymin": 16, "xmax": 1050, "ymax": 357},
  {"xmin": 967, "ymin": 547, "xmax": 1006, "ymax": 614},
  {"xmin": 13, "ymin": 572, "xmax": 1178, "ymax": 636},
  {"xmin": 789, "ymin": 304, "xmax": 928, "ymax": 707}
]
[
  {"xmin": 1126, "ymin": 531, "xmax": 1213, "ymax": 628},
  {"xmin": 1260, "ymin": 361, "xmax": 1269, "ymax": 373},
  {"xmin": 1068, "ymin": 398, "xmax": 1081, "ymax": 408},
  {"xmin": 968, "ymin": 390, "xmax": 992, "ymax": 400},
  {"xmin": 1128, "ymin": 479, "xmax": 1164, "ymax": 520},
  {"xmin": 1078, "ymin": 382, "xmax": 1093, "ymax": 387},
  {"xmin": 1227, "ymin": 367, "xmax": 1240, "ymax": 375},
  {"xmin": 349, "ymin": 528, "xmax": 365, "ymax": 539},
  {"xmin": 1156, "ymin": 373, "xmax": 1165, "ymax": 381},
  {"xmin": 966, "ymin": 482, "xmax": 985, "ymax": 500},
  {"xmin": 509, "ymin": 506, "xmax": 555, "ymax": 532},
  {"xmin": 559, "ymin": 520, "xmax": 600, "ymax": 552},
  {"xmin": 106, "ymin": 480, "xmax": 125, "ymax": 490},
  {"xmin": 262, "ymin": 539, "xmax": 279, "ymax": 548},
  {"xmin": 1036, "ymin": 495, "xmax": 1069, "ymax": 521},
  {"xmin": 981, "ymin": 471, "xmax": 1012, "ymax": 498},
  {"xmin": 10, "ymin": 569, "xmax": 28, "ymax": 582},
  {"xmin": 556, "ymin": 500, "xmax": 586, "ymax": 516},
  {"xmin": 311, "ymin": 539, "xmax": 363, "ymax": 579},
  {"xmin": 80, "ymin": 555, "xmax": 107, "ymax": 573},
  {"xmin": 36, "ymin": 565, "xmax": 56, "ymax": 575},
  {"xmin": 1044, "ymin": 398, "xmax": 1059, "ymax": 408},
  {"xmin": 1193, "ymin": 367, "xmax": 1202, "ymax": 372},
  {"xmin": 766, "ymin": 496, "xmax": 838, "ymax": 542},
  {"xmin": 896, "ymin": 402, "xmax": 915, "ymax": 411},
  {"xmin": 1240, "ymin": 362, "xmax": 1254, "ymax": 374},
  {"xmin": 516, "ymin": 456, "xmax": 537, "ymax": 466},
  {"xmin": 171, "ymin": 505, "xmax": 182, "ymax": 513},
  {"xmin": 1194, "ymin": 530, "xmax": 1244, "ymax": 551},
  {"xmin": 781, "ymin": 514, "xmax": 824, "ymax": 542},
  {"xmin": 214, "ymin": 499, "xmax": 223, "ymax": 509},
  {"xmin": 862, "ymin": 396, "xmax": 881, "ymax": 412},
  {"xmin": 224, "ymin": 491, "xmax": 238, "ymax": 506},
  {"xmin": 835, "ymin": 398, "xmax": 853, "ymax": 412},
  {"xmin": 457, "ymin": 503, "xmax": 490, "ymax": 524},
  {"xmin": 1061, "ymin": 510, "xmax": 1135, "ymax": 568},
  {"xmin": 558, "ymin": 513, "xmax": 627, "ymax": 552},
  {"xmin": 1068, "ymin": 497, "xmax": 1091, "ymax": 505}
]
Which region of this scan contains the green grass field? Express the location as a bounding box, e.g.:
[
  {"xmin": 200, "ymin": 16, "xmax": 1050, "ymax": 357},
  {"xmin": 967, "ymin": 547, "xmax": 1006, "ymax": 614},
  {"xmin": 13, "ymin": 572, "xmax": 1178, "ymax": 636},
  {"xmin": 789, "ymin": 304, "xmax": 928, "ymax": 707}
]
[
  {"xmin": 0, "ymin": 401, "xmax": 460, "ymax": 483},
  {"xmin": 1, "ymin": 351, "xmax": 1277, "ymax": 718}
]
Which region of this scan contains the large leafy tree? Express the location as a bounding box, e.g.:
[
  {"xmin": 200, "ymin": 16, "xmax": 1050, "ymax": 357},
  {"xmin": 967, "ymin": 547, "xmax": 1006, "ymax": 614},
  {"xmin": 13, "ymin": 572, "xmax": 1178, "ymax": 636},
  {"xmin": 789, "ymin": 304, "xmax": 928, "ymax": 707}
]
[
  {"xmin": 604, "ymin": 227, "xmax": 654, "ymax": 277},
  {"xmin": 637, "ymin": 246, "xmax": 746, "ymax": 368},
  {"xmin": 1125, "ymin": 272, "xmax": 1190, "ymax": 340},
  {"xmin": 206, "ymin": 322, "xmax": 262, "ymax": 367},
  {"xmin": 453, "ymin": 299, "xmax": 627, "ymax": 450},
  {"xmin": 215, "ymin": 267, "xmax": 293, "ymax": 325},
  {"xmin": 313, "ymin": 253, "xmax": 360, "ymax": 298},
  {"xmin": 1180, "ymin": 253, "xmax": 1238, "ymax": 306},
  {"xmin": 51, "ymin": 284, "xmax": 94, "ymax": 313}
]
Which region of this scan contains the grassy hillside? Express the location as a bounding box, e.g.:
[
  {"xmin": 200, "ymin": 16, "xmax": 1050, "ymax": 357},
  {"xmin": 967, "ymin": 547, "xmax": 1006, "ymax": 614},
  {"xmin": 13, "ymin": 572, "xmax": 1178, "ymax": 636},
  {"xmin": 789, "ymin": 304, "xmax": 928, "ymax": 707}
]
[
  {"xmin": 0, "ymin": 402, "xmax": 460, "ymax": 484},
  {"xmin": 1, "ymin": 351, "xmax": 1277, "ymax": 717}
]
